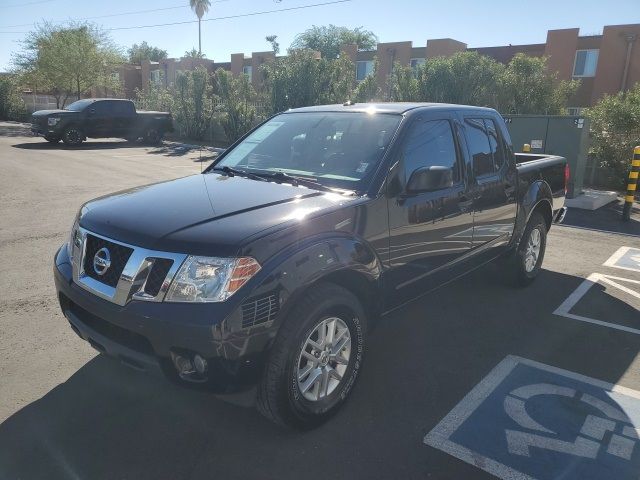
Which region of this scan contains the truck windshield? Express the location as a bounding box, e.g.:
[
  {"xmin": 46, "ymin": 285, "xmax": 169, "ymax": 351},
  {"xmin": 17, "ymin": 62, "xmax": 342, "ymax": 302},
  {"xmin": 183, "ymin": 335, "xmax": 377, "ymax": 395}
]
[
  {"xmin": 64, "ymin": 99, "xmax": 94, "ymax": 111},
  {"xmin": 211, "ymin": 112, "xmax": 402, "ymax": 191}
]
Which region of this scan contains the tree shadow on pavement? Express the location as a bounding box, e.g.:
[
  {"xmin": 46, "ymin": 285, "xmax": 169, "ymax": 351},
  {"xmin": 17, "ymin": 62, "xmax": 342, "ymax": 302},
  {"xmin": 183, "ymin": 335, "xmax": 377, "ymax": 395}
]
[
  {"xmin": 11, "ymin": 140, "xmax": 144, "ymax": 151},
  {"xmin": 149, "ymin": 142, "xmax": 224, "ymax": 161},
  {"xmin": 1, "ymin": 266, "xmax": 638, "ymax": 480}
]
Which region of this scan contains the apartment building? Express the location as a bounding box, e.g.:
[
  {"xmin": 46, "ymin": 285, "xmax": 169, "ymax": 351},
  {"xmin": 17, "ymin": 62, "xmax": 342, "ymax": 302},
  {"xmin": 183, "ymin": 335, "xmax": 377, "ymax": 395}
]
[{"xmin": 131, "ymin": 23, "xmax": 639, "ymax": 111}]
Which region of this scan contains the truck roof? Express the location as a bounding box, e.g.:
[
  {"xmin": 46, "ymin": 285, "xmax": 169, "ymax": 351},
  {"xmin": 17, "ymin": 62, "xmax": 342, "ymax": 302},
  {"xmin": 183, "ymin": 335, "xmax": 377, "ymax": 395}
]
[{"xmin": 287, "ymin": 102, "xmax": 497, "ymax": 115}]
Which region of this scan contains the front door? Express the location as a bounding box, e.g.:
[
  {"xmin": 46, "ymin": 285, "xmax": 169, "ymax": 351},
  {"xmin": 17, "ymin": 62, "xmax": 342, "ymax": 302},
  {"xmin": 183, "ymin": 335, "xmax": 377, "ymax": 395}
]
[
  {"xmin": 85, "ymin": 100, "xmax": 114, "ymax": 137},
  {"xmin": 386, "ymin": 117, "xmax": 474, "ymax": 307},
  {"xmin": 463, "ymin": 117, "xmax": 517, "ymax": 252}
]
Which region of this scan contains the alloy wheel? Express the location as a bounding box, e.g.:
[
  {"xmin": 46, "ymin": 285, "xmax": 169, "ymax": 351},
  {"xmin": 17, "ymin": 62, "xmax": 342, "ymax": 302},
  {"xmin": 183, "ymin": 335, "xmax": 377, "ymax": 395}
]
[
  {"xmin": 524, "ymin": 227, "xmax": 542, "ymax": 272},
  {"xmin": 296, "ymin": 317, "xmax": 352, "ymax": 402}
]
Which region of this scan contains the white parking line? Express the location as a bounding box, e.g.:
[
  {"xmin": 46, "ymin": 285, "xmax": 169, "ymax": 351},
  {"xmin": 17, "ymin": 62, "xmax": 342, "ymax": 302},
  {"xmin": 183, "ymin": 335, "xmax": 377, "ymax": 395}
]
[{"xmin": 553, "ymin": 273, "xmax": 640, "ymax": 335}]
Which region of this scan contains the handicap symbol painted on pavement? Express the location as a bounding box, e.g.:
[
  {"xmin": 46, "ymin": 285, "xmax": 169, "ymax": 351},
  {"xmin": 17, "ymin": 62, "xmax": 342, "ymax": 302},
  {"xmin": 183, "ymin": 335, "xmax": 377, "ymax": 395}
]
[
  {"xmin": 604, "ymin": 247, "xmax": 640, "ymax": 273},
  {"xmin": 424, "ymin": 356, "xmax": 640, "ymax": 480}
]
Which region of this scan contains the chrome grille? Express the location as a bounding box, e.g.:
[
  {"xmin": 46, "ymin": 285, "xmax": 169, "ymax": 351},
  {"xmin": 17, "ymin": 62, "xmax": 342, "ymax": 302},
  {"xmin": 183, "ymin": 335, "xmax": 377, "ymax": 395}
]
[
  {"xmin": 71, "ymin": 227, "xmax": 186, "ymax": 306},
  {"xmin": 83, "ymin": 234, "xmax": 133, "ymax": 287}
]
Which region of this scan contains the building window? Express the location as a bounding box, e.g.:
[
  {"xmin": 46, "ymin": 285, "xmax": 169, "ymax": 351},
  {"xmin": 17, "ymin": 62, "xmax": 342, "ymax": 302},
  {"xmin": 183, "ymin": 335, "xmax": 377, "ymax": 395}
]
[
  {"xmin": 243, "ymin": 65, "xmax": 253, "ymax": 82},
  {"xmin": 410, "ymin": 58, "xmax": 425, "ymax": 71},
  {"xmin": 566, "ymin": 107, "xmax": 583, "ymax": 116},
  {"xmin": 150, "ymin": 69, "xmax": 164, "ymax": 85},
  {"xmin": 110, "ymin": 72, "xmax": 120, "ymax": 83},
  {"xmin": 573, "ymin": 49, "xmax": 599, "ymax": 77},
  {"xmin": 356, "ymin": 60, "xmax": 374, "ymax": 81}
]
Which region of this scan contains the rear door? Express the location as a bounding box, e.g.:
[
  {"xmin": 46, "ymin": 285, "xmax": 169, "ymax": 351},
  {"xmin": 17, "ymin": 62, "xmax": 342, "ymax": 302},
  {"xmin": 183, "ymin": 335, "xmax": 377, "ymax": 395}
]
[
  {"xmin": 386, "ymin": 114, "xmax": 474, "ymax": 305},
  {"xmin": 463, "ymin": 116, "xmax": 517, "ymax": 252},
  {"xmin": 112, "ymin": 101, "xmax": 136, "ymax": 138}
]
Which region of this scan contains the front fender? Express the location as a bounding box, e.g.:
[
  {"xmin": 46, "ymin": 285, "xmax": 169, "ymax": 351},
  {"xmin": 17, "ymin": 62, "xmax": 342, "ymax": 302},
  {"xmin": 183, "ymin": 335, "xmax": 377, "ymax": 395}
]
[
  {"xmin": 220, "ymin": 234, "xmax": 383, "ymax": 359},
  {"xmin": 514, "ymin": 180, "xmax": 552, "ymax": 244}
]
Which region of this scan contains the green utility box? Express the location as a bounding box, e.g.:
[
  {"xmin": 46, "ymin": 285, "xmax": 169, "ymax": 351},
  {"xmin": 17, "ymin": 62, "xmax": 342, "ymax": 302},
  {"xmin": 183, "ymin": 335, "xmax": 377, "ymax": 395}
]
[{"xmin": 503, "ymin": 115, "xmax": 590, "ymax": 199}]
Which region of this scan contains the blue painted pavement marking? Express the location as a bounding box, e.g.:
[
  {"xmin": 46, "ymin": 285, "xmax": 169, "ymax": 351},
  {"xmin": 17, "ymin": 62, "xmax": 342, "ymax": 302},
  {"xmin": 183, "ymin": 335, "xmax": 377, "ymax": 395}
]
[
  {"xmin": 604, "ymin": 247, "xmax": 640, "ymax": 273},
  {"xmin": 424, "ymin": 356, "xmax": 640, "ymax": 480}
]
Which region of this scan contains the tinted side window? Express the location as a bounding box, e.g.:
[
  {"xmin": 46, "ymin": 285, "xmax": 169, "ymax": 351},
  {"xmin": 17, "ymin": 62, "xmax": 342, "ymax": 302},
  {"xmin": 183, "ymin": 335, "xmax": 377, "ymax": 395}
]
[
  {"xmin": 485, "ymin": 119, "xmax": 505, "ymax": 171},
  {"xmin": 465, "ymin": 118, "xmax": 493, "ymax": 177},
  {"xmin": 92, "ymin": 101, "xmax": 112, "ymax": 115},
  {"xmin": 113, "ymin": 101, "xmax": 134, "ymax": 115},
  {"xmin": 403, "ymin": 119, "xmax": 459, "ymax": 186}
]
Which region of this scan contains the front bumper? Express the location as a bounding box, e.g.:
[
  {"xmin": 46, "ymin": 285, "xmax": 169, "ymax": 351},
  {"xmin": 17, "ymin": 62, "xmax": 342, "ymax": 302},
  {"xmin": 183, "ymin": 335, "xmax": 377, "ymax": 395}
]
[
  {"xmin": 31, "ymin": 123, "xmax": 59, "ymax": 138},
  {"xmin": 54, "ymin": 245, "xmax": 271, "ymax": 391}
]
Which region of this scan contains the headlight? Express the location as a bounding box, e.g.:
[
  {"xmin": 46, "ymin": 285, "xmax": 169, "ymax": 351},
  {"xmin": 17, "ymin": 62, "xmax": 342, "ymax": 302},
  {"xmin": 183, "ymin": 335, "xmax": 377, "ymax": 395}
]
[
  {"xmin": 66, "ymin": 214, "xmax": 82, "ymax": 260},
  {"xmin": 165, "ymin": 256, "xmax": 261, "ymax": 303},
  {"xmin": 48, "ymin": 117, "xmax": 60, "ymax": 126}
]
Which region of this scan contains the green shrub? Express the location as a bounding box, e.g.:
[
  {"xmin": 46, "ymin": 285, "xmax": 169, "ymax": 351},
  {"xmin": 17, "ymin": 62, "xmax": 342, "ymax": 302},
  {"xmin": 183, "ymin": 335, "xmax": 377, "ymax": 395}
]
[
  {"xmin": 585, "ymin": 84, "xmax": 640, "ymax": 190},
  {"xmin": 0, "ymin": 75, "xmax": 26, "ymax": 121}
]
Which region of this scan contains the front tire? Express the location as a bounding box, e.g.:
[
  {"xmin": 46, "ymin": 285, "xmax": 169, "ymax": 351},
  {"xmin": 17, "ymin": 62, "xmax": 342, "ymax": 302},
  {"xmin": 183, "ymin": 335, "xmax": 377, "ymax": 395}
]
[
  {"xmin": 257, "ymin": 283, "xmax": 366, "ymax": 429},
  {"xmin": 511, "ymin": 212, "xmax": 547, "ymax": 286},
  {"xmin": 61, "ymin": 126, "xmax": 83, "ymax": 146}
]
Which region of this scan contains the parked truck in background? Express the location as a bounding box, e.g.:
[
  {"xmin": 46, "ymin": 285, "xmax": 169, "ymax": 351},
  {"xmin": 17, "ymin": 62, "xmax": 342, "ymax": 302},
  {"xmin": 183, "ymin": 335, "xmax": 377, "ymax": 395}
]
[
  {"xmin": 31, "ymin": 98, "xmax": 173, "ymax": 146},
  {"xmin": 53, "ymin": 102, "xmax": 568, "ymax": 429}
]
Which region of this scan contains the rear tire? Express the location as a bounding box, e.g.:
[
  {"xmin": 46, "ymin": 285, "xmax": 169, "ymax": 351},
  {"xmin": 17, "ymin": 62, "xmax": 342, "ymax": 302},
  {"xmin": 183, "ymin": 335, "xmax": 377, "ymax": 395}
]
[
  {"xmin": 257, "ymin": 283, "xmax": 366, "ymax": 429},
  {"xmin": 61, "ymin": 126, "xmax": 83, "ymax": 146},
  {"xmin": 44, "ymin": 135, "xmax": 60, "ymax": 144},
  {"xmin": 144, "ymin": 128, "xmax": 162, "ymax": 145},
  {"xmin": 509, "ymin": 212, "xmax": 547, "ymax": 286}
]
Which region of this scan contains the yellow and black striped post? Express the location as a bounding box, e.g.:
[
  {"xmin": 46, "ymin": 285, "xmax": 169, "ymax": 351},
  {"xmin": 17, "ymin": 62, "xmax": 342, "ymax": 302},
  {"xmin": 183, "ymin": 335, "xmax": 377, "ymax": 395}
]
[{"xmin": 622, "ymin": 146, "xmax": 640, "ymax": 221}]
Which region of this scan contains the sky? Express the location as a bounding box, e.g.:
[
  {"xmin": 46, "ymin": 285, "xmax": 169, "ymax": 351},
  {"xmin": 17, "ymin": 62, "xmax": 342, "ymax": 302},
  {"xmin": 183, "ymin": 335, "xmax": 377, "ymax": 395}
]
[{"xmin": 1, "ymin": 0, "xmax": 639, "ymax": 71}]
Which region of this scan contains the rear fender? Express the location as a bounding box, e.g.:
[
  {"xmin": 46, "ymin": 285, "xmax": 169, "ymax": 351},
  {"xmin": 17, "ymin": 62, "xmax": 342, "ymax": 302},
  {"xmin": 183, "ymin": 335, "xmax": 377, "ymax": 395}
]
[{"xmin": 514, "ymin": 180, "xmax": 552, "ymax": 245}]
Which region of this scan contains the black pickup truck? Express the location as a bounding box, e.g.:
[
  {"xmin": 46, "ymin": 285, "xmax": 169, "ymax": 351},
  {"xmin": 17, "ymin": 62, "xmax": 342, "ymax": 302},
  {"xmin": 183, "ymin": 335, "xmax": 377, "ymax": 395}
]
[
  {"xmin": 31, "ymin": 98, "xmax": 173, "ymax": 146},
  {"xmin": 54, "ymin": 103, "xmax": 567, "ymax": 429}
]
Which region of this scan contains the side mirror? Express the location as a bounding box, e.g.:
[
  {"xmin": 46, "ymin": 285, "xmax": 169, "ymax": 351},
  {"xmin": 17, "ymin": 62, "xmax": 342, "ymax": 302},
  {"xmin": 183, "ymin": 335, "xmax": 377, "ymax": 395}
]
[
  {"xmin": 88, "ymin": 109, "xmax": 96, "ymax": 115},
  {"xmin": 406, "ymin": 166, "xmax": 453, "ymax": 193}
]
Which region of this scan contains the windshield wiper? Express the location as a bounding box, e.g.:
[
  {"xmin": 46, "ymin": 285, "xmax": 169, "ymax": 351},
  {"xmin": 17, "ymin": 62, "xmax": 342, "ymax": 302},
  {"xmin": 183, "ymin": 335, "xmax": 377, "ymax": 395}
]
[
  {"xmin": 259, "ymin": 171, "xmax": 347, "ymax": 194},
  {"xmin": 211, "ymin": 166, "xmax": 268, "ymax": 182}
]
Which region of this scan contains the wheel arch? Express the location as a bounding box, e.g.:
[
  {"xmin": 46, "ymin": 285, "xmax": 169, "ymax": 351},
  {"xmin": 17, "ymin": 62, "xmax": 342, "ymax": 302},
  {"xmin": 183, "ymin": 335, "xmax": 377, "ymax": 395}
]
[{"xmin": 514, "ymin": 179, "xmax": 553, "ymax": 245}]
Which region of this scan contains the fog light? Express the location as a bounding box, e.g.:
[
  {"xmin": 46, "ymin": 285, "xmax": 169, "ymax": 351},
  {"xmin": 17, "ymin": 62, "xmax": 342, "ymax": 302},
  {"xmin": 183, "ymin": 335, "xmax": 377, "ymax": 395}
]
[
  {"xmin": 193, "ymin": 354, "xmax": 208, "ymax": 374},
  {"xmin": 173, "ymin": 354, "xmax": 195, "ymax": 375}
]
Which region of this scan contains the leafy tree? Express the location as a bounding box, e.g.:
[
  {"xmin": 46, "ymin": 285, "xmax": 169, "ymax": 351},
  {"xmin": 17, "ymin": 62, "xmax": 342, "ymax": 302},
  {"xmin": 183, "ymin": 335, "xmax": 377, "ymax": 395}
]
[
  {"xmin": 190, "ymin": 0, "xmax": 211, "ymax": 55},
  {"xmin": 262, "ymin": 49, "xmax": 355, "ymax": 113},
  {"xmin": 134, "ymin": 82, "xmax": 174, "ymax": 113},
  {"xmin": 414, "ymin": 52, "xmax": 503, "ymax": 106},
  {"xmin": 497, "ymin": 54, "xmax": 579, "ymax": 115},
  {"xmin": 265, "ymin": 35, "xmax": 280, "ymax": 55},
  {"xmin": 184, "ymin": 48, "xmax": 206, "ymax": 59},
  {"xmin": 12, "ymin": 22, "xmax": 124, "ymax": 108},
  {"xmin": 352, "ymin": 59, "xmax": 382, "ymax": 102},
  {"xmin": 213, "ymin": 68, "xmax": 263, "ymax": 143},
  {"xmin": 388, "ymin": 63, "xmax": 418, "ymax": 102},
  {"xmin": 0, "ymin": 75, "xmax": 26, "ymax": 121},
  {"xmin": 128, "ymin": 41, "xmax": 168, "ymax": 64},
  {"xmin": 291, "ymin": 25, "xmax": 378, "ymax": 59},
  {"xmin": 173, "ymin": 66, "xmax": 214, "ymax": 140},
  {"xmin": 585, "ymin": 83, "xmax": 640, "ymax": 189}
]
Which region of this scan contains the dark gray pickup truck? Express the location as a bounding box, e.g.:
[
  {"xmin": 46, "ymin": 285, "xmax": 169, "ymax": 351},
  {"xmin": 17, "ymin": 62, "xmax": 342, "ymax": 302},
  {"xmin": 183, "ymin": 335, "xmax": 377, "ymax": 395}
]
[
  {"xmin": 31, "ymin": 98, "xmax": 173, "ymax": 146},
  {"xmin": 54, "ymin": 102, "xmax": 567, "ymax": 429}
]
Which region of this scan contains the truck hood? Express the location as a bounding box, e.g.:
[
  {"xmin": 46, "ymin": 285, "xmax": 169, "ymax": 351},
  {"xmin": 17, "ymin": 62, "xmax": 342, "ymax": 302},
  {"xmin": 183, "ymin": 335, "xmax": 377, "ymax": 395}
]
[
  {"xmin": 79, "ymin": 173, "xmax": 356, "ymax": 256},
  {"xmin": 32, "ymin": 109, "xmax": 76, "ymax": 116}
]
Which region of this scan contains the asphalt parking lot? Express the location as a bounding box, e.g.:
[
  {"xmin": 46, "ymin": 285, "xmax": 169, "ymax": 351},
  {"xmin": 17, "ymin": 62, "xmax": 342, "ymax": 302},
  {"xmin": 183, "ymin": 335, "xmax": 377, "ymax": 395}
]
[{"xmin": 1, "ymin": 123, "xmax": 639, "ymax": 480}]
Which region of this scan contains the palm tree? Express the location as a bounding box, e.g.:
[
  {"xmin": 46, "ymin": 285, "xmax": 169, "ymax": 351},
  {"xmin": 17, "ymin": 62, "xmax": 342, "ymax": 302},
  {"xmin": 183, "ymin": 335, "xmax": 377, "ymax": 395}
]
[{"xmin": 190, "ymin": 0, "xmax": 211, "ymax": 55}]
